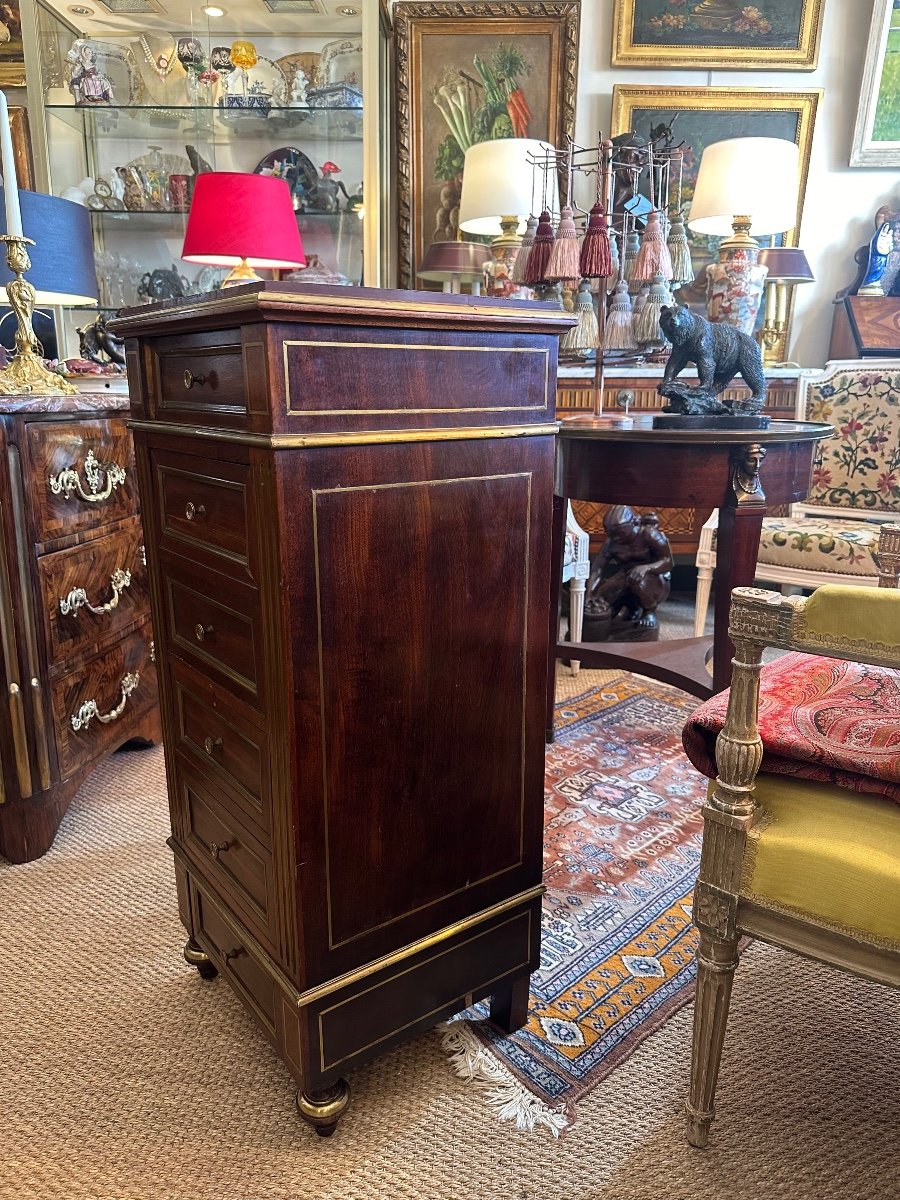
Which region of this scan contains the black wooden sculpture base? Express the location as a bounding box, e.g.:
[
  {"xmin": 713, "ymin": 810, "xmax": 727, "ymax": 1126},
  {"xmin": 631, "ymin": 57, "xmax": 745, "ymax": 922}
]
[{"xmin": 653, "ymin": 414, "xmax": 771, "ymax": 430}]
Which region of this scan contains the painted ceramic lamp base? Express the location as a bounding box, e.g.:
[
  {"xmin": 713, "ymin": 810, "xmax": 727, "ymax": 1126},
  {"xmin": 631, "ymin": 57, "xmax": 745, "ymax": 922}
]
[{"xmin": 706, "ymin": 253, "xmax": 768, "ymax": 336}]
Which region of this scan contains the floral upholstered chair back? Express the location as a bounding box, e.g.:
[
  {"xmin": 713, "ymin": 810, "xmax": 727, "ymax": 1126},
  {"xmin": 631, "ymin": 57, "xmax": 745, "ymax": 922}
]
[{"xmin": 804, "ymin": 364, "xmax": 900, "ymax": 516}]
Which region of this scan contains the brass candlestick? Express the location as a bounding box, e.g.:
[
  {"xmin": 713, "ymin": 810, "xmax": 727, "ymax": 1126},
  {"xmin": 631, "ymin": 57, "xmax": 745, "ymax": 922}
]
[{"xmin": 0, "ymin": 234, "xmax": 76, "ymax": 396}]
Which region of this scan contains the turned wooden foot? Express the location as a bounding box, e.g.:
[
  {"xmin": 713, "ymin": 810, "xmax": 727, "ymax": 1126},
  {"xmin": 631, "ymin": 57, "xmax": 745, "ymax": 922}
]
[
  {"xmin": 686, "ymin": 932, "xmax": 739, "ymax": 1148},
  {"xmin": 183, "ymin": 937, "xmax": 217, "ymax": 980},
  {"xmin": 296, "ymin": 1080, "xmax": 350, "ymax": 1137},
  {"xmin": 489, "ymin": 973, "xmax": 531, "ymax": 1034}
]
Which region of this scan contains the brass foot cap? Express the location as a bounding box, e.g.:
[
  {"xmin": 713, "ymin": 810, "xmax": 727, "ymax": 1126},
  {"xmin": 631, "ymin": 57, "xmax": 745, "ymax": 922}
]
[{"xmin": 297, "ymin": 1080, "xmax": 351, "ymax": 1136}]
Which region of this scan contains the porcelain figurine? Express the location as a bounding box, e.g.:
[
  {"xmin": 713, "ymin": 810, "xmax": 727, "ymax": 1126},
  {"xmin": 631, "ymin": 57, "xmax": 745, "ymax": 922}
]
[{"xmin": 67, "ymin": 42, "xmax": 115, "ymax": 105}]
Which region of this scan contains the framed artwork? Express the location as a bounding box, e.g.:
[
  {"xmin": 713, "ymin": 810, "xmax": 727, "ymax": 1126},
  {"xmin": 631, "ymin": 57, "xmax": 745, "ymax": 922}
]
[
  {"xmin": 394, "ymin": 1, "xmax": 579, "ymax": 288},
  {"xmin": 9, "ymin": 106, "xmax": 33, "ymax": 191},
  {"xmin": 0, "ymin": 0, "xmax": 25, "ymax": 86},
  {"xmin": 851, "ymin": 0, "xmax": 900, "ymax": 166},
  {"xmin": 611, "ymin": 0, "xmax": 824, "ymax": 70},
  {"xmin": 611, "ymin": 86, "xmax": 820, "ymax": 354}
]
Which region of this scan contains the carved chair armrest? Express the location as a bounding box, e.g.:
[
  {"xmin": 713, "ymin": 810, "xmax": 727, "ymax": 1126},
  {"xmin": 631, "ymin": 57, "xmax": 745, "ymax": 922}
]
[{"xmin": 709, "ymin": 524, "xmax": 900, "ymax": 827}]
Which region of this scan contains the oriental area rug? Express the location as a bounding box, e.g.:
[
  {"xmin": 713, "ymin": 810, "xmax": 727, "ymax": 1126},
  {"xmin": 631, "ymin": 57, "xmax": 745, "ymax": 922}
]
[{"xmin": 442, "ymin": 672, "xmax": 706, "ymax": 1136}]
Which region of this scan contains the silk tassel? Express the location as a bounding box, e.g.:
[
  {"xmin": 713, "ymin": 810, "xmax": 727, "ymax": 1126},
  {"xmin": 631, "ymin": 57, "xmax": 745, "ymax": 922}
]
[
  {"xmin": 562, "ymin": 279, "xmax": 599, "ymax": 356},
  {"xmin": 633, "ymin": 210, "xmax": 673, "ymax": 283},
  {"xmin": 634, "ymin": 272, "xmax": 672, "ymax": 345},
  {"xmin": 523, "ymin": 209, "xmax": 555, "ymax": 285},
  {"xmin": 511, "ymin": 215, "xmax": 538, "ymax": 285},
  {"xmin": 667, "ymin": 212, "xmax": 694, "ymax": 287},
  {"xmin": 545, "ymin": 205, "xmax": 581, "ymax": 283},
  {"xmin": 602, "ymin": 279, "xmax": 637, "ymax": 351}
]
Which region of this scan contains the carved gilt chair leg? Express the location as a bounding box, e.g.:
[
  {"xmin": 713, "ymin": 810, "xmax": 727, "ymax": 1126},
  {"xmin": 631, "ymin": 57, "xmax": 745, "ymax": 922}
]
[
  {"xmin": 687, "ymin": 622, "xmax": 765, "ymax": 1147},
  {"xmin": 687, "ymin": 932, "xmax": 740, "ymax": 1148}
]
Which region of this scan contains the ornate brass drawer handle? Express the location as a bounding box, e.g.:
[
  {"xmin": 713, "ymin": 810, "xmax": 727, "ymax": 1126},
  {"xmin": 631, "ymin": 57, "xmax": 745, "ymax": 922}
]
[
  {"xmin": 184, "ymin": 369, "xmax": 208, "ymax": 390},
  {"xmin": 48, "ymin": 449, "xmax": 127, "ymax": 504},
  {"xmin": 195, "ymin": 623, "xmax": 213, "ymax": 642},
  {"xmin": 59, "ymin": 568, "xmax": 132, "ymax": 617},
  {"xmin": 70, "ymin": 670, "xmax": 140, "ymax": 732},
  {"xmin": 209, "ymin": 839, "xmax": 231, "ymax": 860},
  {"xmin": 184, "ymin": 501, "xmax": 206, "ymax": 522},
  {"xmin": 204, "ymin": 735, "xmax": 222, "ymax": 755}
]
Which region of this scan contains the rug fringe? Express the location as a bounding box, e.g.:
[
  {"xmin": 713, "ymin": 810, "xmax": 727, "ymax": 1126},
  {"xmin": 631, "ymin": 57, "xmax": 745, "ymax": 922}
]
[{"xmin": 439, "ymin": 1021, "xmax": 569, "ymax": 1137}]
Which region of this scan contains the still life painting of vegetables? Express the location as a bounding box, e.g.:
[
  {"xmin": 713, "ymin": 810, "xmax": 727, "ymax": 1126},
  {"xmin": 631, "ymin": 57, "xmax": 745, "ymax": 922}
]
[{"xmin": 430, "ymin": 41, "xmax": 535, "ymax": 241}]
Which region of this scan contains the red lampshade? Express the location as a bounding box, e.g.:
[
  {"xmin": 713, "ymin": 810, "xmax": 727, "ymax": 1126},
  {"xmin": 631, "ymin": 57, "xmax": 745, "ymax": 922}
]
[{"xmin": 182, "ymin": 173, "xmax": 306, "ymax": 270}]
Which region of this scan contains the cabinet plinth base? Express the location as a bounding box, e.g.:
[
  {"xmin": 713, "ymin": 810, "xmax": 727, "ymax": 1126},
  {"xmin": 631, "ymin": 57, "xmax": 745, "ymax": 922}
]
[{"xmin": 297, "ymin": 1080, "xmax": 351, "ymax": 1137}]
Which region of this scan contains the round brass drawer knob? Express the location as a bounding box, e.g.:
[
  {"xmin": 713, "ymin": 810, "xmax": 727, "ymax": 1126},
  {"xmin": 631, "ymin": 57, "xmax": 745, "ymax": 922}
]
[
  {"xmin": 184, "ymin": 502, "xmax": 206, "ymax": 522},
  {"xmin": 195, "ymin": 623, "xmax": 213, "ymax": 642},
  {"xmin": 203, "ymin": 735, "xmax": 223, "ymax": 755},
  {"xmin": 184, "ymin": 369, "xmax": 208, "ymax": 390}
]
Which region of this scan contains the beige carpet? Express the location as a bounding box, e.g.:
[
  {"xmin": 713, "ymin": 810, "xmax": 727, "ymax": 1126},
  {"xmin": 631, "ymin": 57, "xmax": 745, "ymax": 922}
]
[{"xmin": 3, "ymin": 707, "xmax": 899, "ymax": 1200}]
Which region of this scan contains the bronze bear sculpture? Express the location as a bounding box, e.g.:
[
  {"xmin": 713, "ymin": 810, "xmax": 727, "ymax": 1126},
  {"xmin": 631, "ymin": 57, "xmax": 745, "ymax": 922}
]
[{"xmin": 657, "ymin": 304, "xmax": 767, "ymax": 416}]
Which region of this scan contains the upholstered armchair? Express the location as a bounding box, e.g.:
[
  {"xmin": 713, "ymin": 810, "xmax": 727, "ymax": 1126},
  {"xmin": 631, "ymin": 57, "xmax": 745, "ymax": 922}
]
[
  {"xmin": 693, "ymin": 361, "xmax": 900, "ymax": 637},
  {"xmin": 681, "ymin": 523, "xmax": 900, "ymax": 1148}
]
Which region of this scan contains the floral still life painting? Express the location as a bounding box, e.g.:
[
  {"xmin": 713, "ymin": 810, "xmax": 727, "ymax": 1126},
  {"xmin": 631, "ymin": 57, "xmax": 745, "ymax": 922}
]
[{"xmin": 612, "ymin": 0, "xmax": 823, "ymax": 69}]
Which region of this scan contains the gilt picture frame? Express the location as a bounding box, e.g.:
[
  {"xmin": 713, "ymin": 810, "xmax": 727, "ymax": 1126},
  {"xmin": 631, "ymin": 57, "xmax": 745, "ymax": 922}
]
[
  {"xmin": 0, "ymin": 0, "xmax": 26, "ymax": 86},
  {"xmin": 851, "ymin": 0, "xmax": 900, "ymax": 167},
  {"xmin": 394, "ymin": 1, "xmax": 579, "ymax": 289},
  {"xmin": 10, "ymin": 106, "xmax": 33, "ymax": 190},
  {"xmin": 612, "ymin": 0, "xmax": 824, "ymax": 71},
  {"xmin": 611, "ymin": 86, "xmax": 821, "ymax": 356}
]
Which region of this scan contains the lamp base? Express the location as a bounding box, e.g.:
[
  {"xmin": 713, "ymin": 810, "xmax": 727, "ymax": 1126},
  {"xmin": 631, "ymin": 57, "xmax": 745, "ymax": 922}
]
[
  {"xmin": 0, "ymin": 350, "xmax": 77, "ymax": 396},
  {"xmin": 483, "ymin": 215, "xmax": 528, "ymax": 299},
  {"xmin": 705, "ymin": 216, "xmax": 767, "ymax": 336},
  {"xmin": 221, "ymin": 258, "xmax": 264, "ymax": 287}
]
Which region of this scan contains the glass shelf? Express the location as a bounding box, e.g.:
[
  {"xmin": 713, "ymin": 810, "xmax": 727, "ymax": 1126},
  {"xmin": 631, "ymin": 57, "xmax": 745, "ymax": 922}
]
[
  {"xmin": 44, "ymin": 104, "xmax": 363, "ymax": 142},
  {"xmin": 89, "ymin": 208, "xmax": 359, "ymax": 232}
]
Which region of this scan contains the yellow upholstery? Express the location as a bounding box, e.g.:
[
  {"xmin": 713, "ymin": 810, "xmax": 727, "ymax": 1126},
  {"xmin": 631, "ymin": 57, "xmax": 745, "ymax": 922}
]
[
  {"xmin": 737, "ymin": 773, "xmax": 900, "ymax": 946},
  {"xmin": 802, "ymin": 585, "xmax": 900, "ymax": 653}
]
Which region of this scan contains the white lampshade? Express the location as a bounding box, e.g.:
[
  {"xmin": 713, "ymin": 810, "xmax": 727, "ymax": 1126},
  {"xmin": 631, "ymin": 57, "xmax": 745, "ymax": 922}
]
[
  {"xmin": 688, "ymin": 137, "xmax": 800, "ymax": 238},
  {"xmin": 458, "ymin": 138, "xmax": 559, "ymax": 236}
]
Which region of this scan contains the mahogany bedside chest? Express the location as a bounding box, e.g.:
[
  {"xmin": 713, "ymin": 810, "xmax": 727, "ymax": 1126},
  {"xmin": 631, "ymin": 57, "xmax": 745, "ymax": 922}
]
[{"xmin": 115, "ymin": 283, "xmax": 574, "ymax": 1136}]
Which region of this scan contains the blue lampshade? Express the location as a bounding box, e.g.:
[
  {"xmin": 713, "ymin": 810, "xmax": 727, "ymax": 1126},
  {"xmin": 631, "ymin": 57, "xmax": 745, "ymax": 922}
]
[{"xmin": 0, "ymin": 187, "xmax": 98, "ymax": 305}]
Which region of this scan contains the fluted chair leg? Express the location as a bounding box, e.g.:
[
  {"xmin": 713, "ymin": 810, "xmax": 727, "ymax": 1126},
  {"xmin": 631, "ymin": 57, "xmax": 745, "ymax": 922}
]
[
  {"xmin": 686, "ymin": 931, "xmax": 740, "ymax": 1148},
  {"xmin": 694, "ymin": 565, "xmax": 713, "ymax": 638}
]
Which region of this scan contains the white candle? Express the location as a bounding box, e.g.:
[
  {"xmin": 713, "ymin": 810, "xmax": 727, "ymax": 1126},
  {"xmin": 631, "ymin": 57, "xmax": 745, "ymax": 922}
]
[{"xmin": 0, "ymin": 91, "xmax": 23, "ymax": 238}]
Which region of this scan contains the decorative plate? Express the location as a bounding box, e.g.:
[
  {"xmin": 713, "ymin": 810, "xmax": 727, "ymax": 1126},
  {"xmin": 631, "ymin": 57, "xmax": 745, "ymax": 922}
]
[
  {"xmin": 66, "ymin": 38, "xmax": 144, "ymax": 105},
  {"xmin": 253, "ymin": 146, "xmax": 318, "ymax": 207},
  {"xmin": 276, "ymin": 51, "xmax": 321, "ymax": 86}
]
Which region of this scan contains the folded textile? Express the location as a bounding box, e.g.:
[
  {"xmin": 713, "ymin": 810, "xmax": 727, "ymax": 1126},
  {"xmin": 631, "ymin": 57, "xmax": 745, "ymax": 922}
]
[{"xmin": 682, "ymin": 651, "xmax": 900, "ymax": 804}]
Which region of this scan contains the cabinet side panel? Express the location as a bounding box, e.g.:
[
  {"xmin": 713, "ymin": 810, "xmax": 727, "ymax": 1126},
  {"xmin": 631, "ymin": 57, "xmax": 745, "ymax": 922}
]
[{"xmin": 281, "ymin": 436, "xmax": 553, "ymax": 979}]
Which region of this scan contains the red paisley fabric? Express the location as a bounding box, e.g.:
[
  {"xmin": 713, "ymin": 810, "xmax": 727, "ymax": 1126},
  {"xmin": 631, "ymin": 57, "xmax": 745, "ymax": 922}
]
[{"xmin": 682, "ymin": 652, "xmax": 900, "ymax": 804}]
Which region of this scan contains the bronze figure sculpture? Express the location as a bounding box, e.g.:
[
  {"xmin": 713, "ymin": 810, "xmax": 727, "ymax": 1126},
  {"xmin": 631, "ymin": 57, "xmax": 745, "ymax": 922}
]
[
  {"xmin": 582, "ymin": 506, "xmax": 673, "ymax": 642},
  {"xmin": 657, "ymin": 304, "xmax": 767, "ymax": 419}
]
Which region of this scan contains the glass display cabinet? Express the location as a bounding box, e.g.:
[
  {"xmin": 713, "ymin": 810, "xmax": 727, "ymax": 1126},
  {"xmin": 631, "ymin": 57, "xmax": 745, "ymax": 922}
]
[{"xmin": 21, "ymin": 0, "xmax": 392, "ymax": 355}]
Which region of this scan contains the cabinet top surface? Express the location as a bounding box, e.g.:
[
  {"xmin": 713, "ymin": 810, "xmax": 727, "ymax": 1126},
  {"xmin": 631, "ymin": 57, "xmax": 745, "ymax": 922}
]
[
  {"xmin": 110, "ymin": 281, "xmax": 578, "ymax": 338},
  {"xmin": 0, "ymin": 392, "xmax": 130, "ymax": 415},
  {"xmin": 558, "ymin": 419, "xmax": 833, "ymax": 447}
]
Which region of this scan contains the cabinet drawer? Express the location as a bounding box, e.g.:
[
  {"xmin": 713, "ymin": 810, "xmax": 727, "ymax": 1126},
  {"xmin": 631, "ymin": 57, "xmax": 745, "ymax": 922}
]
[
  {"xmin": 26, "ymin": 418, "xmax": 138, "ymax": 547},
  {"xmin": 39, "ymin": 520, "xmax": 149, "ymax": 668},
  {"xmin": 51, "ymin": 621, "xmax": 156, "ymax": 779},
  {"xmin": 178, "ymin": 760, "xmax": 278, "ymax": 953},
  {"xmin": 152, "ymin": 448, "xmax": 252, "ymax": 577},
  {"xmin": 149, "ymin": 335, "xmax": 247, "ymax": 424},
  {"xmin": 170, "ymin": 658, "xmax": 270, "ymax": 839},
  {"xmin": 165, "ymin": 568, "xmax": 260, "ymax": 701},
  {"xmin": 191, "ymin": 877, "xmax": 278, "ymax": 1038}
]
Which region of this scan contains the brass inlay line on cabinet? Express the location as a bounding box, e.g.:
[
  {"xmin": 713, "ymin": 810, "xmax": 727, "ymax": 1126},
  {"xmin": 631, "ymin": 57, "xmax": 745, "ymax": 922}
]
[
  {"xmin": 312, "ymin": 472, "xmax": 532, "ymax": 951},
  {"xmin": 127, "ymin": 419, "xmax": 560, "ymax": 448},
  {"xmin": 317, "ymin": 909, "xmax": 533, "ymax": 1072},
  {"xmin": 0, "ymin": 498, "xmax": 24, "ymax": 802},
  {"xmin": 9, "ymin": 447, "xmax": 51, "ymax": 792},
  {"xmin": 282, "ymin": 340, "xmax": 550, "ymax": 415},
  {"xmin": 176, "ymin": 844, "xmax": 542, "ymax": 1011}
]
